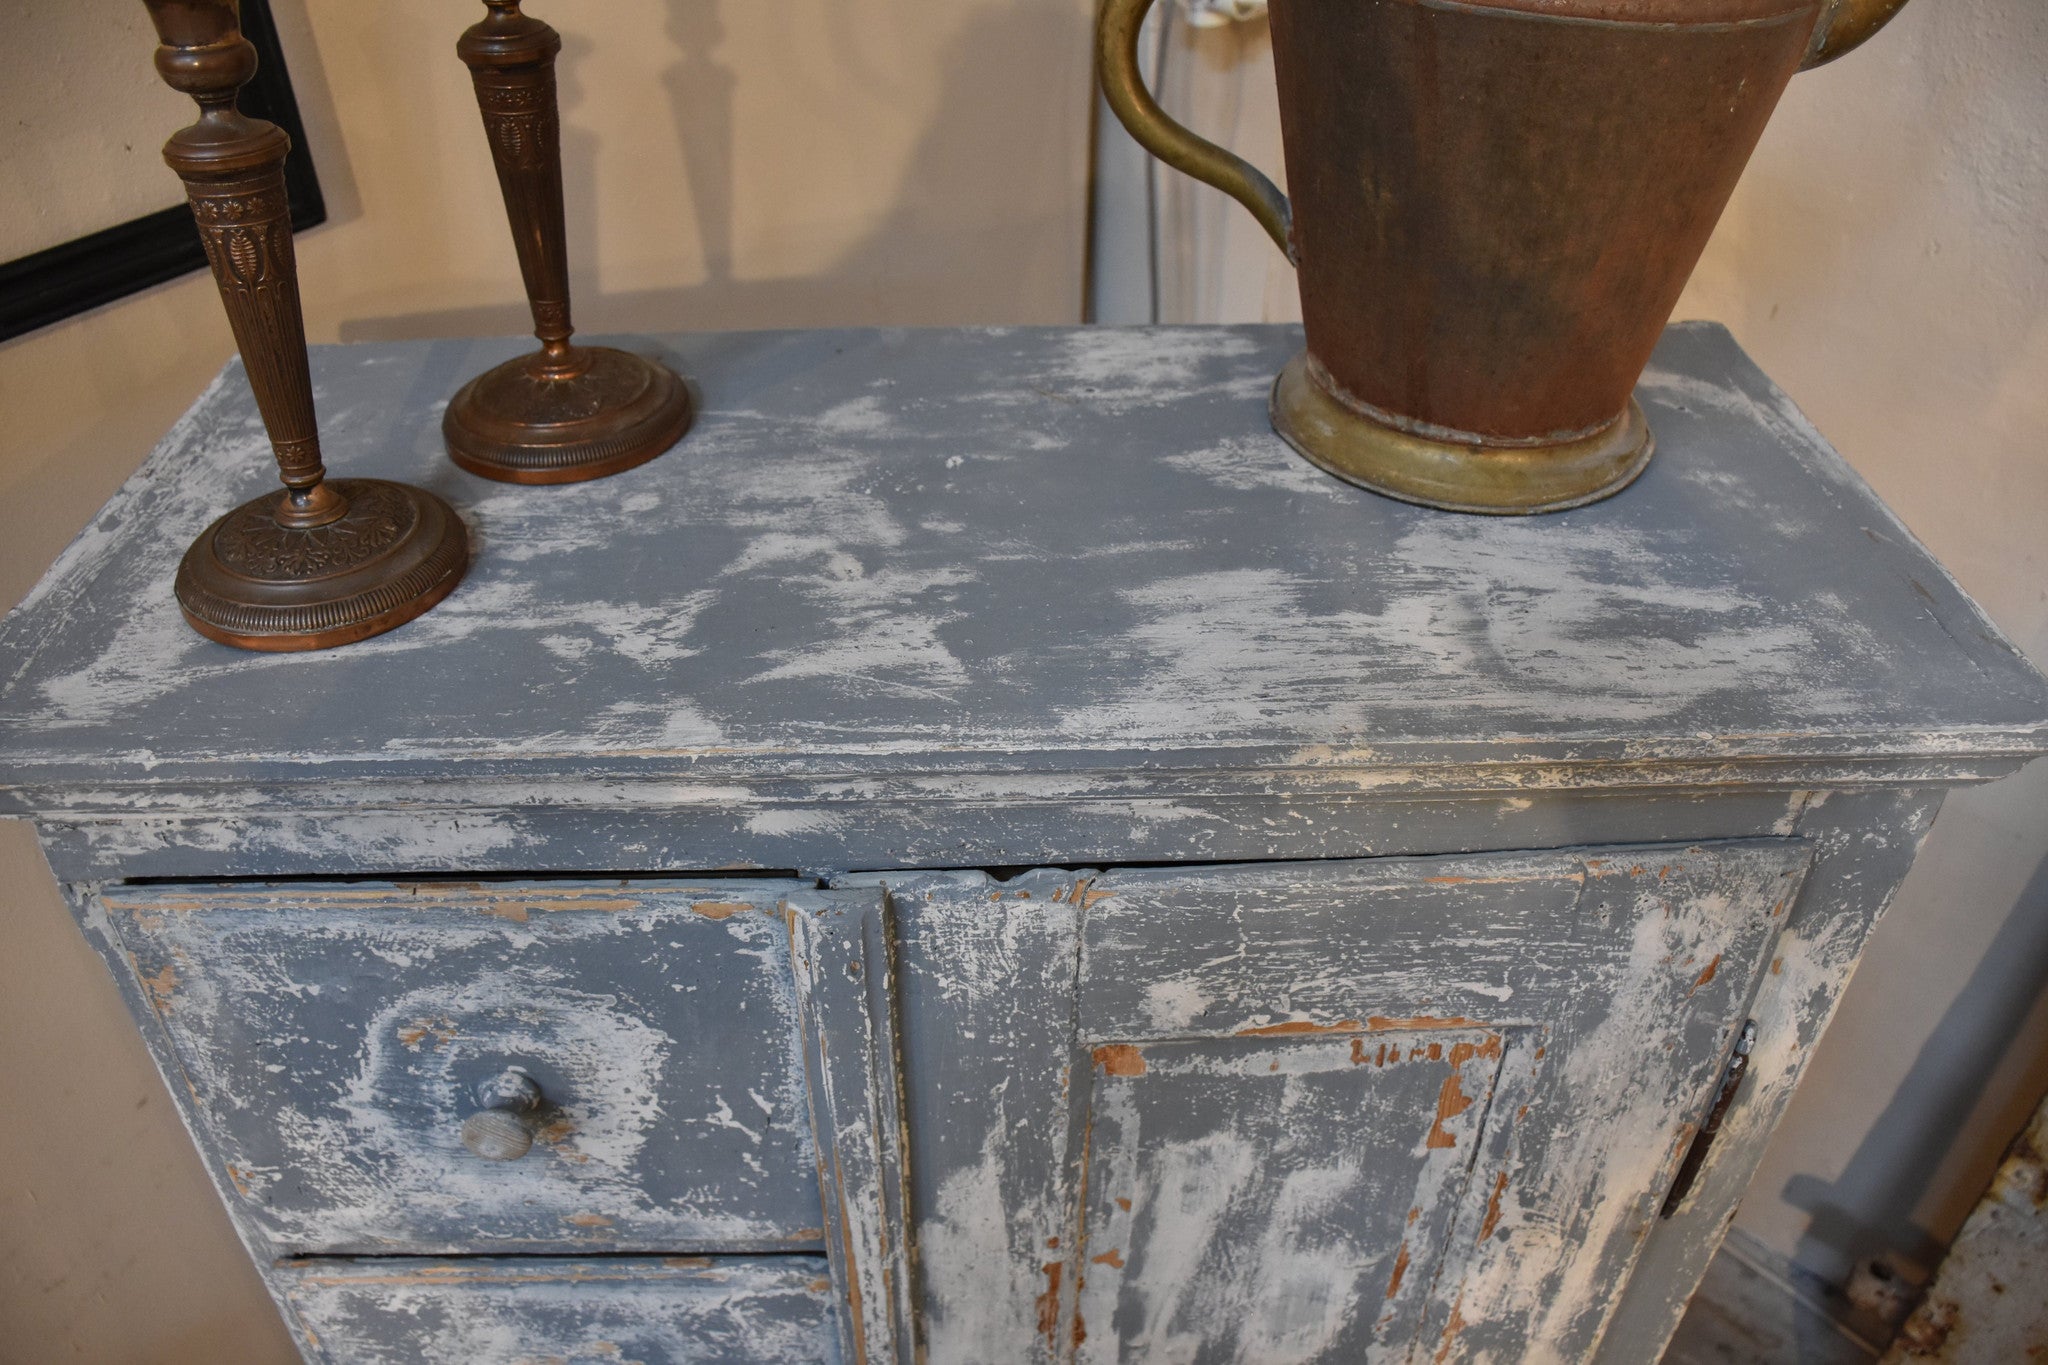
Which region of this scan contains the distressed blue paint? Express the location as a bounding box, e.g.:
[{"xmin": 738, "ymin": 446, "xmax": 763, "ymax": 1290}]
[{"xmin": 0, "ymin": 325, "xmax": 2040, "ymax": 1365}]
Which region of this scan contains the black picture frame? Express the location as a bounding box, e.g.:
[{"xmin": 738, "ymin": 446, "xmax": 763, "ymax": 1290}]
[{"xmin": 0, "ymin": 0, "xmax": 326, "ymax": 344}]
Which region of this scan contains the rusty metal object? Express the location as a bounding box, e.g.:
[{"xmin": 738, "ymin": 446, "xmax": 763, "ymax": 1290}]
[
  {"xmin": 1882, "ymin": 1094, "xmax": 2048, "ymax": 1361},
  {"xmin": 144, "ymin": 0, "xmax": 467, "ymax": 650},
  {"xmin": 1099, "ymin": 0, "xmax": 1915, "ymax": 513},
  {"xmin": 446, "ymin": 0, "xmax": 691, "ymax": 485}
]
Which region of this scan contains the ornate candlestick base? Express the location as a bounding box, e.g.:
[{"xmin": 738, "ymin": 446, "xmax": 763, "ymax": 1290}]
[
  {"xmin": 175, "ymin": 480, "xmax": 469, "ymax": 652},
  {"xmin": 142, "ymin": 0, "xmax": 467, "ymax": 650},
  {"xmin": 443, "ymin": 345, "xmax": 692, "ymax": 484},
  {"xmin": 452, "ymin": 0, "xmax": 692, "ymax": 485}
]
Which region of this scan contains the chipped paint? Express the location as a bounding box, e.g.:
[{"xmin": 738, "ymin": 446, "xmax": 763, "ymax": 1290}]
[
  {"xmin": 1094, "ymin": 1045, "xmax": 1146, "ymax": 1077},
  {"xmin": 1235, "ymin": 1018, "xmax": 1364, "ymax": 1037},
  {"xmin": 1034, "ymin": 1260, "xmax": 1064, "ymax": 1347},
  {"xmin": 1387, "ymin": 1244, "xmax": 1411, "ymax": 1298},
  {"xmin": 690, "ymin": 901, "xmax": 755, "ymax": 921},
  {"xmin": 141, "ymin": 959, "xmax": 179, "ymax": 1012},
  {"xmin": 1424, "ymin": 1037, "xmax": 1503, "ymax": 1150},
  {"xmin": 1479, "ymin": 1171, "xmax": 1511, "ymax": 1244},
  {"xmin": 1, "ymin": 329, "xmax": 2041, "ymax": 850}
]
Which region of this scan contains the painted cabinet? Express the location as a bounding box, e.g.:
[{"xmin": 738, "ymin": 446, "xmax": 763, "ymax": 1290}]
[{"xmin": 2, "ymin": 325, "xmax": 2044, "ymax": 1363}]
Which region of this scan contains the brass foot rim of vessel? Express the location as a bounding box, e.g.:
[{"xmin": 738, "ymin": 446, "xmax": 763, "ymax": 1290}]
[
  {"xmin": 1270, "ymin": 351, "xmax": 1655, "ymax": 515},
  {"xmin": 175, "ymin": 478, "xmax": 471, "ymax": 652},
  {"xmin": 444, "ymin": 347, "xmax": 693, "ymax": 486}
]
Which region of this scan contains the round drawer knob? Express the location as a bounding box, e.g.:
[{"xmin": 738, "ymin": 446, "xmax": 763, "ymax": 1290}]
[
  {"xmin": 461, "ymin": 1107, "xmax": 535, "ymax": 1161},
  {"xmin": 460, "ymin": 1068, "xmax": 544, "ymax": 1161}
]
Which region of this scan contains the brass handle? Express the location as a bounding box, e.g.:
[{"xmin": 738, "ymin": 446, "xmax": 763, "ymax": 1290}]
[
  {"xmin": 1096, "ymin": 0, "xmax": 1294, "ymax": 262},
  {"xmin": 459, "ymin": 1069, "xmax": 543, "ymax": 1161},
  {"xmin": 1802, "ymin": 0, "xmax": 1912, "ymax": 68}
]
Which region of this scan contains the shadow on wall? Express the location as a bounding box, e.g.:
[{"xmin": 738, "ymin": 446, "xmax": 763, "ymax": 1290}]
[
  {"xmin": 339, "ymin": 0, "xmax": 1083, "ymax": 344},
  {"xmin": 1782, "ymin": 844, "xmax": 2048, "ymax": 1281}
]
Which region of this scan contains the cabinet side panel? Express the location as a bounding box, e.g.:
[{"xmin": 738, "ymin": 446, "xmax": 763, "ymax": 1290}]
[{"xmin": 1592, "ymin": 788, "xmax": 1946, "ymax": 1364}]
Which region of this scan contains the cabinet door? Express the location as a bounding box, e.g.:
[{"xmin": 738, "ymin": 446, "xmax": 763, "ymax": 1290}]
[{"xmin": 850, "ymin": 840, "xmax": 1809, "ymax": 1365}]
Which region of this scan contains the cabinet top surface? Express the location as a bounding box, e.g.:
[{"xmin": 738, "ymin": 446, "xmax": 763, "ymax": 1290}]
[{"xmin": 0, "ymin": 323, "xmax": 2041, "ymax": 804}]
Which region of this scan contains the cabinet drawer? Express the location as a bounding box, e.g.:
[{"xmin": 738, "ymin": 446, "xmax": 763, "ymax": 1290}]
[
  {"xmin": 104, "ymin": 879, "xmax": 826, "ymax": 1256},
  {"xmin": 280, "ymin": 1256, "xmax": 841, "ymax": 1364}
]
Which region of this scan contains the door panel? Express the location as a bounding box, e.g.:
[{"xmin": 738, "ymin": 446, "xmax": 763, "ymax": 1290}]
[
  {"xmin": 1075, "ymin": 1029, "xmax": 1507, "ymax": 1363},
  {"xmin": 847, "ymin": 839, "xmax": 1810, "ymax": 1364}
]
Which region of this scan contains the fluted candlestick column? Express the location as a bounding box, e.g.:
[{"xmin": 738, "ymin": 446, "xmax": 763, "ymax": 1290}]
[
  {"xmin": 445, "ymin": 0, "xmax": 692, "ymax": 484},
  {"xmin": 143, "ymin": 0, "xmax": 468, "ymax": 650}
]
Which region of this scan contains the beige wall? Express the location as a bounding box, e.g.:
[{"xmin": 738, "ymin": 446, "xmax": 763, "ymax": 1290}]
[
  {"xmin": 1124, "ymin": 0, "xmax": 2048, "ymax": 1291},
  {"xmin": 0, "ymin": 6, "xmax": 191, "ymax": 261},
  {"xmin": 0, "ymin": 1, "xmax": 1092, "ymax": 1360}
]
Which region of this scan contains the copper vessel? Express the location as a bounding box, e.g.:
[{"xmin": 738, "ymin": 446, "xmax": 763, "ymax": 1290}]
[{"xmin": 1100, "ymin": 0, "xmax": 1913, "ymax": 513}]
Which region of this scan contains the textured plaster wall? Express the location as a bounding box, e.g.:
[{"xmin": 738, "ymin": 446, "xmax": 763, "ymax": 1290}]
[
  {"xmin": 1098, "ymin": 0, "xmax": 2048, "ymax": 1294},
  {"xmin": 0, "ymin": 5, "xmax": 191, "ymax": 260},
  {"xmin": 0, "ymin": 1, "xmax": 1092, "ymax": 1360}
]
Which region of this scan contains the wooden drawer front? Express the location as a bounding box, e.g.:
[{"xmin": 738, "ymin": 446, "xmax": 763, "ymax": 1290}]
[
  {"xmin": 847, "ymin": 839, "xmax": 1812, "ymax": 1364},
  {"xmin": 280, "ymin": 1256, "xmax": 841, "ymax": 1364},
  {"xmin": 105, "ymin": 879, "xmax": 825, "ymax": 1256}
]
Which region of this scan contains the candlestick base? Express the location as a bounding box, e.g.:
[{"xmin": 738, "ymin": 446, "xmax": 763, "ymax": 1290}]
[
  {"xmin": 443, "ymin": 345, "xmax": 692, "ymax": 485},
  {"xmin": 175, "ymin": 479, "xmax": 470, "ymax": 651}
]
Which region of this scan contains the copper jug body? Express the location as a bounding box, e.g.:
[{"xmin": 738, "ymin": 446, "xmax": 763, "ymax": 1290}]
[{"xmin": 1101, "ymin": 0, "xmax": 1912, "ymax": 513}]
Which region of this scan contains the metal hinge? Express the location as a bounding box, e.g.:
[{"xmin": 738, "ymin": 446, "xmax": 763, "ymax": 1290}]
[{"xmin": 1661, "ymin": 1019, "xmax": 1757, "ymax": 1219}]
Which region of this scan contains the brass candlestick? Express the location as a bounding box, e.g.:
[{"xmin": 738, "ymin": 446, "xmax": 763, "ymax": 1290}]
[
  {"xmin": 446, "ymin": 0, "xmax": 692, "ymax": 484},
  {"xmin": 144, "ymin": 0, "xmax": 468, "ymax": 651}
]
